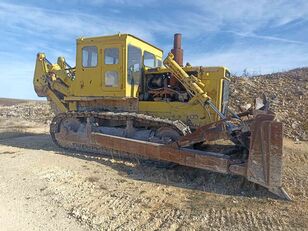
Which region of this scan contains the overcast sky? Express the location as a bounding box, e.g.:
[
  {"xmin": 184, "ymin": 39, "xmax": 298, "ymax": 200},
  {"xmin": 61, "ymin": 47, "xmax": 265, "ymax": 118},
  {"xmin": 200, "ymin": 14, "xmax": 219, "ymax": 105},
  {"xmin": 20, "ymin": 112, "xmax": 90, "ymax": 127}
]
[{"xmin": 1, "ymin": 0, "xmax": 308, "ymax": 99}]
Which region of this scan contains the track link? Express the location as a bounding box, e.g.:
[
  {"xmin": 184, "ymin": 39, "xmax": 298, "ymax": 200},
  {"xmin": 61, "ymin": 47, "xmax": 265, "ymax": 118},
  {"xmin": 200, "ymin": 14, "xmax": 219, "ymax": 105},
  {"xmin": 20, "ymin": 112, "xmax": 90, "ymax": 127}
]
[{"xmin": 50, "ymin": 111, "xmax": 191, "ymax": 158}]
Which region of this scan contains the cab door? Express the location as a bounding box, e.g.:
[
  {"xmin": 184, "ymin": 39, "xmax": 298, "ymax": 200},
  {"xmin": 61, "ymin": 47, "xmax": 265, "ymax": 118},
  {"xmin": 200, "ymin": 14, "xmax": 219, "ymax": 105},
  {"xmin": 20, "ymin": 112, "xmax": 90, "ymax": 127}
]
[
  {"xmin": 101, "ymin": 44, "xmax": 124, "ymax": 96},
  {"xmin": 73, "ymin": 45, "xmax": 101, "ymax": 96}
]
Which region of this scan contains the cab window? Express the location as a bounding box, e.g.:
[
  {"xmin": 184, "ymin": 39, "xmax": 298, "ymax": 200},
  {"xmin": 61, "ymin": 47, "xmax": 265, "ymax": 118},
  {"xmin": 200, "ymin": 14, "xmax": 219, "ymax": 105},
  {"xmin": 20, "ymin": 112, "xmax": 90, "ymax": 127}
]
[
  {"xmin": 105, "ymin": 71, "xmax": 119, "ymax": 87},
  {"xmin": 127, "ymin": 45, "xmax": 142, "ymax": 85},
  {"xmin": 82, "ymin": 46, "xmax": 97, "ymax": 67},
  {"xmin": 104, "ymin": 48, "xmax": 119, "ymax": 64},
  {"xmin": 144, "ymin": 51, "xmax": 155, "ymax": 68}
]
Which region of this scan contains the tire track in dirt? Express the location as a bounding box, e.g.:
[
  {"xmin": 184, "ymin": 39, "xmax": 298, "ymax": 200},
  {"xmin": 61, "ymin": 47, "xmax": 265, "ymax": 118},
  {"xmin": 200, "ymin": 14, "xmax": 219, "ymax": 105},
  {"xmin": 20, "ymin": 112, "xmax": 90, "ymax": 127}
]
[
  {"xmin": 100, "ymin": 193, "xmax": 139, "ymax": 229},
  {"xmin": 81, "ymin": 198, "xmax": 296, "ymax": 231},
  {"xmin": 137, "ymin": 208, "xmax": 186, "ymax": 230},
  {"xmin": 37, "ymin": 158, "xmax": 307, "ymax": 231},
  {"xmin": 284, "ymin": 166, "xmax": 308, "ymax": 199},
  {"xmin": 191, "ymin": 208, "xmax": 292, "ymax": 231}
]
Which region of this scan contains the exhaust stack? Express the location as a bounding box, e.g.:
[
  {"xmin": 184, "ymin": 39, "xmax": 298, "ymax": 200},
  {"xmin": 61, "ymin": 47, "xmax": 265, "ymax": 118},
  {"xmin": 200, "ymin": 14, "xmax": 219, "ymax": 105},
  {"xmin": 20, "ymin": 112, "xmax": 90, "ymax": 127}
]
[
  {"xmin": 170, "ymin": 33, "xmax": 183, "ymax": 86},
  {"xmin": 171, "ymin": 33, "xmax": 183, "ymax": 66}
]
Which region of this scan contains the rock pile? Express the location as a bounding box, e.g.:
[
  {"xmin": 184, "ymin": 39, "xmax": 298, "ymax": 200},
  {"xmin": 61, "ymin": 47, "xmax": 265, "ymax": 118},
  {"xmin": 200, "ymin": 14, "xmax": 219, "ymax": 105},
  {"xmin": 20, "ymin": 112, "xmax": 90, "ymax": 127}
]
[
  {"xmin": 0, "ymin": 101, "xmax": 54, "ymax": 124},
  {"xmin": 229, "ymin": 68, "xmax": 308, "ymax": 141}
]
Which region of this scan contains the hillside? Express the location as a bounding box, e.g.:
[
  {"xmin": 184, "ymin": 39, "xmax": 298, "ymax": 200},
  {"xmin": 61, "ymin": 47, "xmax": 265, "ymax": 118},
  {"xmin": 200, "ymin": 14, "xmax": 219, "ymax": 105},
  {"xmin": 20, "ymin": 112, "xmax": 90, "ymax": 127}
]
[{"xmin": 229, "ymin": 67, "xmax": 308, "ymax": 140}]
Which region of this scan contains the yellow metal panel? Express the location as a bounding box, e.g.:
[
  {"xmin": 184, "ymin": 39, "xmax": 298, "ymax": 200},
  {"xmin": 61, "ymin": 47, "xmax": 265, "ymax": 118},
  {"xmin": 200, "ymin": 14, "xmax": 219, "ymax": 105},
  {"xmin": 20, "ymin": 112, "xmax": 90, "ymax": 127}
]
[
  {"xmin": 72, "ymin": 35, "xmax": 126, "ymax": 97},
  {"xmin": 69, "ymin": 102, "xmax": 77, "ymax": 111},
  {"xmin": 142, "ymin": 65, "xmax": 229, "ymax": 124},
  {"xmin": 71, "ymin": 34, "xmax": 162, "ymax": 98},
  {"xmin": 199, "ymin": 67, "xmax": 227, "ymax": 113},
  {"xmin": 138, "ymin": 101, "xmax": 216, "ymax": 128},
  {"xmin": 46, "ymin": 89, "xmax": 68, "ymax": 113},
  {"xmin": 101, "ymin": 44, "xmax": 125, "ymax": 95}
]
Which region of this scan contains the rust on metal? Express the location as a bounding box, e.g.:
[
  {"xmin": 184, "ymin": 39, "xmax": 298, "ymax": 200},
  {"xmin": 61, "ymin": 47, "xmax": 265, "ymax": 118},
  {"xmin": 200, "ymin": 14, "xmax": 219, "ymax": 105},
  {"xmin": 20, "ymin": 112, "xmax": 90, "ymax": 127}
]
[
  {"xmin": 246, "ymin": 112, "xmax": 290, "ymax": 200},
  {"xmin": 74, "ymin": 97, "xmax": 138, "ymax": 112},
  {"xmin": 247, "ymin": 113, "xmax": 281, "ymax": 186},
  {"xmin": 171, "ymin": 33, "xmax": 183, "ymax": 66},
  {"xmin": 92, "ymin": 133, "xmax": 231, "ymax": 174},
  {"xmin": 170, "ymin": 33, "xmax": 184, "ymax": 86},
  {"xmin": 176, "ymin": 120, "xmax": 229, "ymax": 147},
  {"xmin": 229, "ymin": 163, "xmax": 247, "ymax": 176}
]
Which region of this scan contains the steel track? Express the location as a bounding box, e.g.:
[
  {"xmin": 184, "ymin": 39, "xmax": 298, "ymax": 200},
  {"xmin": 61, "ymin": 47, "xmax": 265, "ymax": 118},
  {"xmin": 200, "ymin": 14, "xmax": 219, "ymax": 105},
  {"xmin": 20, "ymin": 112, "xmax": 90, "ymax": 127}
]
[{"xmin": 50, "ymin": 111, "xmax": 191, "ymax": 158}]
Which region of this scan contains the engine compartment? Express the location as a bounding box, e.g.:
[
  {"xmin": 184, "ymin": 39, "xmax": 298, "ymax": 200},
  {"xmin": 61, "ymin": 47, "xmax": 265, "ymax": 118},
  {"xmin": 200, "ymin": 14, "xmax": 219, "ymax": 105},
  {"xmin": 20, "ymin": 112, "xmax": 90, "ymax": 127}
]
[{"xmin": 139, "ymin": 70, "xmax": 199, "ymax": 102}]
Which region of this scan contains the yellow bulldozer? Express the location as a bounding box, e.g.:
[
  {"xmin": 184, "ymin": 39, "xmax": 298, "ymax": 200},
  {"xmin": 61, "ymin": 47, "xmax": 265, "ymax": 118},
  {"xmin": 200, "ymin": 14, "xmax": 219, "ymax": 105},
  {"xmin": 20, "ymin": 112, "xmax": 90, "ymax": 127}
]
[{"xmin": 33, "ymin": 33, "xmax": 290, "ymax": 199}]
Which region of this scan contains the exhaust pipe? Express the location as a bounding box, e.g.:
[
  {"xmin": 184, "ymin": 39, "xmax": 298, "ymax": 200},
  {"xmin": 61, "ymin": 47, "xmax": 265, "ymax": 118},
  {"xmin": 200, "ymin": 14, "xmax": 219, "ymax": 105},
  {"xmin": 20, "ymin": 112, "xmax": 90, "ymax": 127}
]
[
  {"xmin": 170, "ymin": 33, "xmax": 184, "ymax": 86},
  {"xmin": 171, "ymin": 33, "xmax": 183, "ymax": 66}
]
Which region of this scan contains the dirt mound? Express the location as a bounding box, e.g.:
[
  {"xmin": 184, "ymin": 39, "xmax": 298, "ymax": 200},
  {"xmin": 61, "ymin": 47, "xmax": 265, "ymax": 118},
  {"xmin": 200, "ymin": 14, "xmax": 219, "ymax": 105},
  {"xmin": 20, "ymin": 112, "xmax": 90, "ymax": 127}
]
[
  {"xmin": 229, "ymin": 68, "xmax": 308, "ymax": 141},
  {"xmin": 0, "ymin": 101, "xmax": 53, "ymax": 124}
]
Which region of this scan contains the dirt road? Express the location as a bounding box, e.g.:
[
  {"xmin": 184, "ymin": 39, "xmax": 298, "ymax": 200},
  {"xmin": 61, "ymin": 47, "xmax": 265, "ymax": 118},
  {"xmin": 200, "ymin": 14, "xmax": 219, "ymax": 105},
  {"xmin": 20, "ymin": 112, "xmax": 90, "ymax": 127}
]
[{"xmin": 0, "ymin": 118, "xmax": 307, "ymax": 230}]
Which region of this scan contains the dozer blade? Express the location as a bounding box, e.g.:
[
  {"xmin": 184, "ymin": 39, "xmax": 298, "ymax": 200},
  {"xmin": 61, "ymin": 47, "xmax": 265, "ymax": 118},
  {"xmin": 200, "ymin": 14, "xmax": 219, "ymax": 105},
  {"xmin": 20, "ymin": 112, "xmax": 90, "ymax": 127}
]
[{"xmin": 247, "ymin": 112, "xmax": 291, "ymax": 200}]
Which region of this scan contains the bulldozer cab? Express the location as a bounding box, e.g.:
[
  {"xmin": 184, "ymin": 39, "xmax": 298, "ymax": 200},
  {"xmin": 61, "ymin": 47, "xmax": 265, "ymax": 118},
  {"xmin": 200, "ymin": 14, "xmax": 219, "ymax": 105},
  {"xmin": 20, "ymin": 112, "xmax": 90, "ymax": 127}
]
[{"xmin": 71, "ymin": 34, "xmax": 163, "ymax": 98}]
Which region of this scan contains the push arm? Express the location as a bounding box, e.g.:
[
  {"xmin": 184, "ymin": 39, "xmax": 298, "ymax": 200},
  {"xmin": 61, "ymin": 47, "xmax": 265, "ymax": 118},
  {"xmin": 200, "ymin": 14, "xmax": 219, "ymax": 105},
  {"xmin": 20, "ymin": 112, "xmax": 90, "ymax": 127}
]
[{"xmin": 163, "ymin": 53, "xmax": 226, "ymax": 119}]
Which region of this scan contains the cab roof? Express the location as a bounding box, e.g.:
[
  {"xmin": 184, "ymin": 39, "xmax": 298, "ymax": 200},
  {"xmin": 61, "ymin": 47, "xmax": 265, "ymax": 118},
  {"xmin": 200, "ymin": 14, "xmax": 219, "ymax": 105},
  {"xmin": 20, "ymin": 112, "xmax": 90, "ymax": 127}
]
[{"xmin": 77, "ymin": 33, "xmax": 163, "ymax": 53}]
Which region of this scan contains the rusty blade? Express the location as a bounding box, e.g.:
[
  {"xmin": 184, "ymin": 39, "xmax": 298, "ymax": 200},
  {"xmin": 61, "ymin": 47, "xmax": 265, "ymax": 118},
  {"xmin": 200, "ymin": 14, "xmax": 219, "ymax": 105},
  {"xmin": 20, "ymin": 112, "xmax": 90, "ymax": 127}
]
[{"xmin": 246, "ymin": 112, "xmax": 291, "ymax": 200}]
